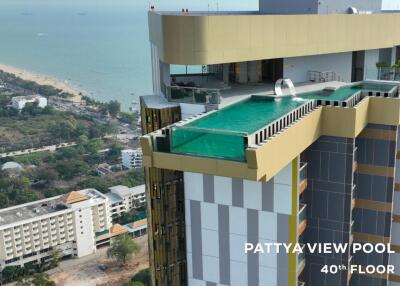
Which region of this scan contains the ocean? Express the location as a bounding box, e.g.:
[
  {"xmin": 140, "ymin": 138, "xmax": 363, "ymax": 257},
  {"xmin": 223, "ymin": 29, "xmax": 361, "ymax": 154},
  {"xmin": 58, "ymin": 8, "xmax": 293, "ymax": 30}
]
[{"xmin": 0, "ymin": 0, "xmax": 257, "ymax": 110}]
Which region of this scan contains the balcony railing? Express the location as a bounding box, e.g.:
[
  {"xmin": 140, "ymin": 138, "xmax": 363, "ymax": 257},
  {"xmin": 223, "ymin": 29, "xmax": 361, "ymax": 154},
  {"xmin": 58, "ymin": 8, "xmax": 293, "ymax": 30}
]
[
  {"xmin": 299, "ymin": 162, "xmax": 308, "ymax": 182},
  {"xmin": 351, "ymin": 185, "xmax": 356, "ymax": 210},
  {"xmin": 298, "ymin": 204, "xmax": 307, "ymax": 226},
  {"xmin": 297, "ymin": 244, "xmax": 306, "ymax": 273},
  {"xmin": 166, "ymin": 85, "xmax": 221, "ymax": 105}
]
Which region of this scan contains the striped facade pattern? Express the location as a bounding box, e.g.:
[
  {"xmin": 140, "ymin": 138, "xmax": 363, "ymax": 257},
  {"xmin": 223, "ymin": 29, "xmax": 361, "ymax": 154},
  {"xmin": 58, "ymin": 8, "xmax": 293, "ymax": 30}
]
[
  {"xmin": 184, "ymin": 162, "xmax": 295, "ymax": 286},
  {"xmin": 352, "ymin": 124, "xmax": 398, "ymax": 286},
  {"xmin": 304, "ymin": 135, "xmax": 355, "ymax": 286},
  {"xmin": 389, "ymin": 128, "xmax": 400, "ymax": 286}
]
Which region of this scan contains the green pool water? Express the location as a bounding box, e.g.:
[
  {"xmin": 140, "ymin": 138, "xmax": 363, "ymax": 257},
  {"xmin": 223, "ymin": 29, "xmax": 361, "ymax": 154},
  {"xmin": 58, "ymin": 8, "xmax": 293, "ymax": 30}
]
[
  {"xmin": 298, "ymin": 83, "xmax": 396, "ymax": 101},
  {"xmin": 186, "ymin": 96, "xmax": 307, "ymax": 133},
  {"xmin": 171, "ymin": 127, "xmax": 247, "ymax": 161},
  {"xmin": 171, "ymin": 96, "xmax": 307, "ymax": 161},
  {"xmin": 170, "ymin": 82, "xmax": 397, "ymax": 162},
  {"xmin": 356, "ymin": 82, "xmax": 396, "ymax": 92}
]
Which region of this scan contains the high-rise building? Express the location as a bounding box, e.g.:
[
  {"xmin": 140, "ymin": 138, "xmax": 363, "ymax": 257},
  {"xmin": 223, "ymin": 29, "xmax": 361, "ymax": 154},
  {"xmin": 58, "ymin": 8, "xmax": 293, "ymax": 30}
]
[{"xmin": 140, "ymin": 1, "xmax": 400, "ymax": 285}]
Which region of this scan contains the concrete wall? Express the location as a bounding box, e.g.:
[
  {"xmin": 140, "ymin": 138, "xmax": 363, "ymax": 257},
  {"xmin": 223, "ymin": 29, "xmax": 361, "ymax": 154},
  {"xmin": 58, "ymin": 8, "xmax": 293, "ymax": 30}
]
[
  {"xmin": 283, "ymin": 52, "xmax": 353, "ymax": 83},
  {"xmin": 259, "ymin": 0, "xmax": 382, "ymax": 14}
]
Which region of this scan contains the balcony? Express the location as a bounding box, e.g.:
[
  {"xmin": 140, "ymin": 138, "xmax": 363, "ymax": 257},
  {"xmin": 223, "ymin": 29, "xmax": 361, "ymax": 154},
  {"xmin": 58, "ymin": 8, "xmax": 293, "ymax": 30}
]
[
  {"xmin": 166, "ymin": 84, "xmax": 221, "ymax": 105},
  {"xmin": 297, "ymin": 244, "xmax": 306, "ymax": 274},
  {"xmin": 353, "ymin": 146, "xmax": 358, "ymax": 172},
  {"xmin": 351, "ymin": 185, "xmax": 356, "ymax": 210},
  {"xmin": 299, "ymin": 162, "xmax": 308, "ymax": 195},
  {"xmin": 298, "ymin": 204, "xmax": 307, "ymax": 236}
]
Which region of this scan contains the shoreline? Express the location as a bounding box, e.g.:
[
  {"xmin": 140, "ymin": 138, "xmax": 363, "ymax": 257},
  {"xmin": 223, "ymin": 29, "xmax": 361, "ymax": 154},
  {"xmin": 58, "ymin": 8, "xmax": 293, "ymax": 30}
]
[{"xmin": 0, "ymin": 63, "xmax": 84, "ymax": 102}]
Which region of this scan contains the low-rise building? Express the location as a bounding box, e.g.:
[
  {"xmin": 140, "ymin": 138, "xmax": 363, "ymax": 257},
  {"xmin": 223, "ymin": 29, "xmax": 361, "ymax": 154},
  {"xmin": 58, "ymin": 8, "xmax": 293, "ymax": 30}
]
[
  {"xmin": 11, "ymin": 95, "xmax": 47, "ymax": 110},
  {"xmin": 105, "ymin": 185, "xmax": 146, "ymax": 219},
  {"xmin": 0, "ymin": 185, "xmax": 146, "ymax": 270},
  {"xmin": 121, "ymin": 148, "xmax": 143, "ymax": 169},
  {"xmin": 0, "ymin": 189, "xmax": 110, "ymax": 270}
]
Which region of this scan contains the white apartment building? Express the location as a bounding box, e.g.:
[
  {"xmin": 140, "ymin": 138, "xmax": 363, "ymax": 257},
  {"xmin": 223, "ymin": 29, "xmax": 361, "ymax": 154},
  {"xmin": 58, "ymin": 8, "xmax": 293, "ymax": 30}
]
[
  {"xmin": 11, "ymin": 95, "xmax": 47, "ymax": 110},
  {"xmin": 105, "ymin": 185, "xmax": 146, "ymax": 219},
  {"xmin": 0, "ymin": 185, "xmax": 146, "ymax": 270},
  {"xmin": 0, "ymin": 189, "xmax": 110, "ymax": 270},
  {"xmin": 121, "ymin": 148, "xmax": 143, "ymax": 169}
]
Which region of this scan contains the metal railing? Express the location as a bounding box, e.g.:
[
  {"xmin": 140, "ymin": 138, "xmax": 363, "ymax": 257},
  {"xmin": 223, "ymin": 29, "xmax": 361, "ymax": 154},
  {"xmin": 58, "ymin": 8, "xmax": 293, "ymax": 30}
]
[
  {"xmin": 165, "ymin": 85, "xmax": 221, "ymax": 105},
  {"xmin": 299, "ymin": 162, "xmax": 308, "ymax": 183},
  {"xmin": 309, "ymin": 70, "xmax": 342, "ymax": 82},
  {"xmin": 353, "ymin": 146, "xmax": 358, "ymax": 163},
  {"xmin": 297, "ymin": 243, "xmax": 306, "ymax": 273},
  {"xmin": 298, "ymin": 204, "xmax": 307, "ymax": 226},
  {"xmin": 250, "ymin": 100, "xmax": 317, "ymax": 145}
]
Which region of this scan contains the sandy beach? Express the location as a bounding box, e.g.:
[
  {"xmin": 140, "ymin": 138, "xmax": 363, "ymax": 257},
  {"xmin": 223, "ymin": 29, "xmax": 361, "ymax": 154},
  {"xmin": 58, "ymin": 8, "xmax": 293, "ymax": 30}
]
[{"xmin": 0, "ymin": 63, "xmax": 84, "ymax": 102}]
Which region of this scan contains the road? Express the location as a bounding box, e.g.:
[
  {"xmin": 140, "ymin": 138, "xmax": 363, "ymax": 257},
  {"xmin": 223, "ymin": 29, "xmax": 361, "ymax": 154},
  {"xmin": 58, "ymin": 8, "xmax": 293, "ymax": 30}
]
[{"xmin": 0, "ymin": 142, "xmax": 76, "ymax": 159}]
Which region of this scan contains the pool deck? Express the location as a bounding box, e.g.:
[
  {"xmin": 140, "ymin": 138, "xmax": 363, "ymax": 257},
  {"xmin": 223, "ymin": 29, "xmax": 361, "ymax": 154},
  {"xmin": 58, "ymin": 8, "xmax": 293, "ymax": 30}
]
[{"xmin": 219, "ymin": 81, "xmax": 348, "ymax": 106}]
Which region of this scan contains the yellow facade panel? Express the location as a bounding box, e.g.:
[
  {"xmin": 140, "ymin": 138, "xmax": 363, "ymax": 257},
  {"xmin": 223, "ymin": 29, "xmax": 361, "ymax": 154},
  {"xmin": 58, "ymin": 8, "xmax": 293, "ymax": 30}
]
[
  {"xmin": 150, "ymin": 13, "xmax": 400, "ymax": 65},
  {"xmin": 252, "ymin": 108, "xmax": 323, "ymax": 181},
  {"xmin": 368, "ymin": 97, "xmax": 400, "ymax": 126}
]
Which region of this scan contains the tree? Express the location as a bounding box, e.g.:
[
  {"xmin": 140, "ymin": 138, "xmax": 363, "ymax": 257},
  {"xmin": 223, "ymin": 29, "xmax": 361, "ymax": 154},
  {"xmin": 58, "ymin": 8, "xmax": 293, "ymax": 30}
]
[
  {"xmin": 55, "ymin": 158, "xmax": 89, "ymax": 180},
  {"xmin": 131, "ymin": 268, "xmax": 151, "ymax": 286},
  {"xmin": 120, "ymin": 111, "xmax": 138, "ymax": 125},
  {"xmin": 107, "ymin": 234, "xmax": 140, "ymax": 265},
  {"xmin": 51, "ymin": 249, "xmax": 62, "ymax": 267},
  {"xmin": 49, "ymin": 116, "xmax": 77, "ymax": 140},
  {"xmin": 108, "ymin": 143, "xmax": 123, "ymax": 158},
  {"xmin": 83, "ymin": 138, "xmax": 103, "ymax": 155},
  {"xmin": 31, "ymin": 273, "xmax": 56, "ymax": 286},
  {"xmin": 32, "ymin": 167, "xmax": 59, "ymax": 186},
  {"xmin": 108, "ymin": 100, "xmax": 121, "ymax": 117},
  {"xmin": 124, "ymin": 282, "xmax": 145, "ymax": 286}
]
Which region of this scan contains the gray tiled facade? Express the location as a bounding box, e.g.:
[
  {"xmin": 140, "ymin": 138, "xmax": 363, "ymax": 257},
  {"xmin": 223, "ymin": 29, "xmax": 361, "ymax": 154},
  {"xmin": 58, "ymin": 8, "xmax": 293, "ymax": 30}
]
[
  {"xmin": 351, "ymin": 124, "xmax": 398, "ymax": 286},
  {"xmin": 304, "ymin": 136, "xmax": 355, "ymax": 286}
]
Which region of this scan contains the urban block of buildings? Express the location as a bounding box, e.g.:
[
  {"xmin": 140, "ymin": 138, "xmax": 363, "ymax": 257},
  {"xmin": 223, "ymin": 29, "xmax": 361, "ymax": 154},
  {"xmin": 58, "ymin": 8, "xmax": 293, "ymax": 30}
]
[
  {"xmin": 0, "ymin": 185, "xmax": 146, "ymax": 270},
  {"xmin": 140, "ymin": 0, "xmax": 400, "ymax": 286},
  {"xmin": 11, "ymin": 94, "xmax": 47, "ymax": 110},
  {"xmin": 122, "ymin": 148, "xmax": 143, "ymax": 169}
]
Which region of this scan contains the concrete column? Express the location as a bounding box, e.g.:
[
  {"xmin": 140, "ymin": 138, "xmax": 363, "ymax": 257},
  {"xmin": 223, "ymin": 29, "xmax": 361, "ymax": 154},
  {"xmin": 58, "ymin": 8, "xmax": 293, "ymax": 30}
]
[
  {"xmin": 150, "ymin": 43, "xmax": 161, "ymax": 94},
  {"xmin": 248, "ymin": 61, "xmax": 260, "ymax": 83},
  {"xmin": 160, "ymin": 62, "xmax": 170, "ymax": 87},
  {"xmin": 223, "ymin": 64, "xmax": 229, "ymax": 83},
  {"xmin": 392, "ymin": 46, "xmax": 398, "ymax": 65},
  {"xmin": 238, "ymin": 62, "xmax": 248, "ymax": 84}
]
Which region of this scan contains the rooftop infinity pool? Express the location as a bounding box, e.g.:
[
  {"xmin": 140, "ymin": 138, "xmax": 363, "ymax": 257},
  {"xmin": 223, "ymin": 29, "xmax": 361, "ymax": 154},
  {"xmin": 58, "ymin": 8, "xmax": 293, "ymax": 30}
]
[{"xmin": 170, "ymin": 82, "xmax": 398, "ymax": 161}]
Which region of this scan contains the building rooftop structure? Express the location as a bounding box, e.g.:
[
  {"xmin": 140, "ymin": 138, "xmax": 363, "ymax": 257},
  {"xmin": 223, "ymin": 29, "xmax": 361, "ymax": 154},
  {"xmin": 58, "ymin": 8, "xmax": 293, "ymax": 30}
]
[
  {"xmin": 0, "ymin": 188, "xmax": 105, "ymax": 228},
  {"xmin": 1, "ymin": 161, "xmax": 23, "ymax": 171},
  {"xmin": 141, "ymin": 94, "xmax": 179, "ymax": 109},
  {"xmin": 163, "ymin": 81, "xmax": 399, "ymax": 162}
]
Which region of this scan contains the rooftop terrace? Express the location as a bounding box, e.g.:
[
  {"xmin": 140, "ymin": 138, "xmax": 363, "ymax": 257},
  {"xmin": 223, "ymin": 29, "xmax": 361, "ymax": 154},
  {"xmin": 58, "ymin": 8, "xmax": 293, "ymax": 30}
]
[
  {"xmin": 167, "ymin": 81, "xmax": 398, "ymax": 161},
  {"xmin": 0, "ymin": 196, "xmax": 68, "ymax": 227},
  {"xmin": 0, "ymin": 189, "xmax": 105, "ymax": 228}
]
